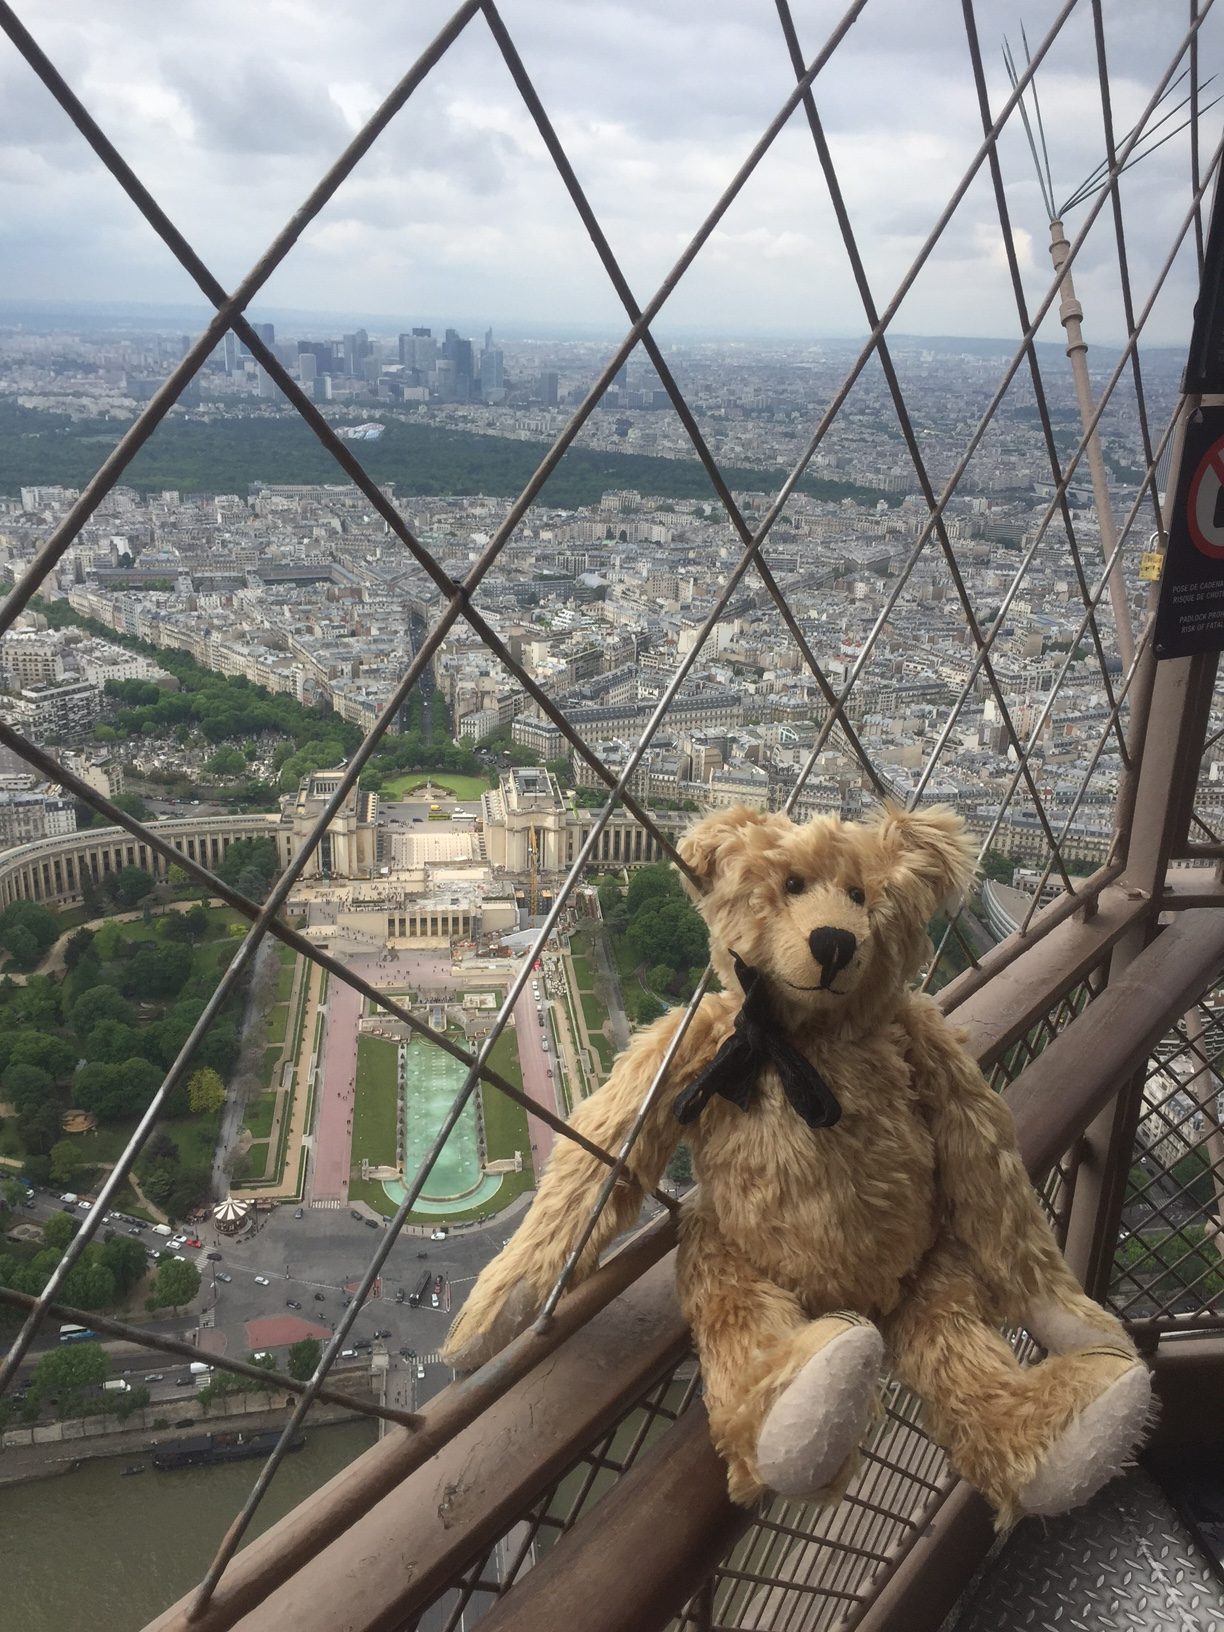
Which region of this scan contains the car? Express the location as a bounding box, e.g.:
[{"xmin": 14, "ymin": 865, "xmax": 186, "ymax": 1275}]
[
  {"xmin": 352, "ymin": 1339, "xmax": 372, "ymax": 1352},
  {"xmin": 174, "ymin": 1376, "xmax": 192, "ymax": 1387},
  {"xmin": 430, "ymin": 1228, "xmax": 449, "ymax": 1241},
  {"xmin": 254, "ymin": 1274, "xmax": 270, "ymax": 1286},
  {"xmin": 77, "ymin": 1200, "xmax": 91, "ymax": 1211},
  {"xmin": 395, "ymin": 1289, "xmax": 405, "ymax": 1304},
  {"xmin": 350, "ymin": 1210, "xmax": 363, "ymax": 1221},
  {"xmin": 286, "ymin": 1299, "xmax": 302, "ymax": 1310},
  {"xmin": 364, "ymin": 1218, "xmax": 379, "ymax": 1229},
  {"xmin": 184, "ymin": 1237, "xmax": 202, "ymax": 1249},
  {"xmin": 145, "ymin": 1373, "xmax": 165, "ymax": 1384},
  {"xmin": 172, "ymin": 1253, "xmax": 187, "ymax": 1262},
  {"xmin": 373, "ymin": 1328, "xmax": 391, "ymax": 1340},
  {"xmin": 216, "ymin": 1271, "xmax": 232, "ymax": 1283},
  {"xmin": 206, "ymin": 1251, "xmax": 222, "ymax": 1261},
  {"xmin": 293, "ymin": 1207, "xmax": 304, "ymax": 1220},
  {"xmin": 173, "ymin": 1417, "xmax": 195, "ymax": 1428},
  {"xmin": 416, "ymin": 1363, "xmax": 426, "ymax": 1380},
  {"xmin": 342, "ymin": 1295, "xmax": 352, "ymax": 1307},
  {"xmin": 127, "ymin": 1226, "xmax": 144, "ymax": 1236}
]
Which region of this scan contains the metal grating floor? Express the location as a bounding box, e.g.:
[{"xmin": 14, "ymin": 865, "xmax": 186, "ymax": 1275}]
[{"xmin": 946, "ymin": 1470, "xmax": 1224, "ymax": 1632}]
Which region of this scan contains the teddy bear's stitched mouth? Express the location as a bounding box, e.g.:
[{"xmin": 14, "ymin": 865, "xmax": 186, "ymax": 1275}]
[{"xmin": 778, "ymin": 977, "xmax": 849, "ymax": 995}]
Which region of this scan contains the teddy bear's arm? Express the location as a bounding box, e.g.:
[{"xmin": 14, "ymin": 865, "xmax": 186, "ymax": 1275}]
[
  {"xmin": 442, "ymin": 991, "xmax": 736, "ymax": 1370},
  {"xmin": 901, "ymin": 994, "xmax": 1130, "ymax": 1341}
]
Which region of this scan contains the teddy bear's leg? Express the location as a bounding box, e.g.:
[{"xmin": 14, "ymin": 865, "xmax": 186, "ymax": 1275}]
[
  {"xmin": 678, "ymin": 1211, "xmax": 883, "ymax": 1506},
  {"xmin": 886, "ymin": 1240, "xmax": 1149, "ymax": 1527}
]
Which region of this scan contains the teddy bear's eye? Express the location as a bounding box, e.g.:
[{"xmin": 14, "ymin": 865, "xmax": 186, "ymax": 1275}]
[
  {"xmin": 784, "ymin": 876, "xmax": 805, "ymax": 896},
  {"xmin": 847, "ymin": 886, "xmax": 866, "ymax": 906}
]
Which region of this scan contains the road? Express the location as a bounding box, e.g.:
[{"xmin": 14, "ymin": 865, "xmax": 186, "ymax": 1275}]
[{"xmin": 4, "ymin": 1191, "xmax": 510, "ymax": 1416}]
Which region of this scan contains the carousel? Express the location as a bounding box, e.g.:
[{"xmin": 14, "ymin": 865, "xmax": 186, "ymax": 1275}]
[{"xmin": 212, "ymin": 1195, "xmax": 251, "ymax": 1235}]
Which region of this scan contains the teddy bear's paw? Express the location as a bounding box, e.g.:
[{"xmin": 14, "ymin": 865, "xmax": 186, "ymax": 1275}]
[
  {"xmin": 1016, "ymin": 1353, "xmax": 1151, "ymax": 1519},
  {"xmin": 755, "ymin": 1314, "xmax": 884, "ymax": 1499},
  {"xmin": 442, "ymin": 1277, "xmax": 540, "ymax": 1374}
]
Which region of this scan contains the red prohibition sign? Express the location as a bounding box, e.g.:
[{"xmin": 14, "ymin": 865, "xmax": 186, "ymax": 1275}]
[{"xmin": 1186, "ymin": 435, "xmax": 1224, "ymax": 560}]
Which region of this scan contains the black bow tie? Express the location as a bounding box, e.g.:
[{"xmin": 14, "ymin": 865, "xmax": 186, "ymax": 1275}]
[{"xmin": 673, "ymin": 954, "xmax": 842, "ymax": 1132}]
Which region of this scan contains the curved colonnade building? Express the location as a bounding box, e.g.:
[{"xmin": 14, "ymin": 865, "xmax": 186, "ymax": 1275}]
[{"xmin": 0, "ymin": 768, "xmax": 685, "ymax": 917}]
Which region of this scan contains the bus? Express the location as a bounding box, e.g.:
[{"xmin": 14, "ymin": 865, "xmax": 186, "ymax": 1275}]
[
  {"xmin": 59, "ymin": 1324, "xmax": 97, "ymax": 1344},
  {"xmin": 450, "ymin": 810, "xmax": 476, "ymax": 822},
  {"xmin": 408, "ymin": 1270, "xmax": 432, "ymax": 1308}
]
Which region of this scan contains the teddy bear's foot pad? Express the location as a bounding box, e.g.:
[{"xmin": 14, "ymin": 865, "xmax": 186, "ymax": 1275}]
[
  {"xmin": 756, "ymin": 1316, "xmax": 884, "ymax": 1499},
  {"xmin": 1016, "ymin": 1356, "xmax": 1151, "ymax": 1518}
]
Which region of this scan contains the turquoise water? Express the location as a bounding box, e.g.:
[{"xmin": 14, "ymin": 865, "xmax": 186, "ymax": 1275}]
[{"xmin": 382, "ymin": 1037, "xmax": 504, "ymax": 1215}]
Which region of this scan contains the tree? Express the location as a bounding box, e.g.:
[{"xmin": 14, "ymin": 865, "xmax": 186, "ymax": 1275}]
[
  {"xmin": 287, "ymin": 1338, "xmax": 321, "ymax": 1381},
  {"xmin": 41, "ymin": 1208, "xmax": 78, "ymax": 1250},
  {"xmin": 29, "ymin": 1340, "xmax": 108, "ymax": 1414},
  {"xmin": 49, "ymin": 1139, "xmax": 87, "ymax": 1187},
  {"xmin": 71, "ymin": 984, "xmax": 135, "ymax": 1036},
  {"xmin": 17, "ymin": 1100, "xmax": 63, "ymax": 1158},
  {"xmin": 125, "ymin": 941, "xmax": 192, "ymax": 1000},
  {"xmin": 111, "ymin": 791, "xmax": 151, "ymax": 822},
  {"xmin": 205, "ymin": 746, "xmax": 246, "ymax": 777},
  {"xmin": 7, "ymin": 1029, "xmax": 77, "ymax": 1082},
  {"xmin": 110, "ymin": 866, "xmax": 155, "ymax": 909},
  {"xmin": 100, "ymin": 1233, "xmax": 149, "ymax": 1297},
  {"xmin": 149, "ymin": 1257, "xmax": 201, "ymax": 1309},
  {"xmin": 63, "ymin": 927, "xmax": 96, "ymax": 970},
  {"xmin": 188, "ymin": 1067, "xmax": 226, "ymax": 1115},
  {"xmin": 2, "ymin": 925, "xmax": 38, "ymax": 967},
  {"xmin": 2, "ymin": 1062, "xmax": 54, "ymax": 1118},
  {"xmin": 0, "ymin": 900, "xmax": 60, "ymax": 966},
  {"xmin": 84, "ymin": 1018, "xmax": 145, "ymax": 1065}
]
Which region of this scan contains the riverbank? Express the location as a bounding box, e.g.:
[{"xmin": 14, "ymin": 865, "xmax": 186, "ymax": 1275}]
[
  {"xmin": 0, "ymin": 1395, "xmax": 366, "ymax": 1487},
  {"xmin": 0, "ymin": 1416, "xmax": 379, "ymax": 1632}
]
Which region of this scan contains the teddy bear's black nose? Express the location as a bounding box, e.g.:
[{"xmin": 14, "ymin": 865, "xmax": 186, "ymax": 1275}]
[{"xmin": 808, "ymin": 927, "xmax": 857, "ymax": 987}]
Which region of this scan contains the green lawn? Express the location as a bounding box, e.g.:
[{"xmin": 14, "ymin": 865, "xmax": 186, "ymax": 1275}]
[
  {"xmin": 569, "ymin": 952, "xmax": 596, "ymax": 991},
  {"xmin": 274, "ymin": 949, "xmax": 297, "ymax": 1003},
  {"xmin": 157, "ymin": 1109, "xmax": 222, "ymax": 1173},
  {"xmin": 267, "ymin": 1002, "xmax": 291, "ymax": 1049},
  {"xmin": 381, "ymin": 772, "xmax": 492, "ymax": 801},
  {"xmin": 589, "ymin": 1033, "xmax": 615, "ymax": 1075},
  {"xmin": 257, "ymin": 1045, "xmax": 283, "ymax": 1092},
  {"xmin": 242, "ymin": 1139, "xmax": 274, "ymax": 1182},
  {"xmin": 242, "ymin": 1094, "xmax": 276, "ymax": 1139},
  {"xmin": 580, "ymin": 991, "xmax": 607, "ymax": 1033},
  {"xmin": 353, "ymin": 1034, "xmax": 400, "ymax": 1168}
]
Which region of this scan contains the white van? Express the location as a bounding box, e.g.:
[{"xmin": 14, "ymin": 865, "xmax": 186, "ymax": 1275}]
[
  {"xmin": 151, "ymin": 1224, "xmax": 172, "ymax": 1238},
  {"xmin": 188, "ymin": 1361, "xmax": 212, "ymax": 1376},
  {"xmin": 102, "ymin": 1379, "xmax": 131, "ymax": 1393}
]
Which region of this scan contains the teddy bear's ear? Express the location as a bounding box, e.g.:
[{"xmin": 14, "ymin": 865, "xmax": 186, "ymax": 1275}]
[
  {"xmin": 871, "ymin": 802, "xmax": 977, "ymax": 915},
  {"xmin": 676, "ymin": 805, "xmax": 779, "ymax": 896}
]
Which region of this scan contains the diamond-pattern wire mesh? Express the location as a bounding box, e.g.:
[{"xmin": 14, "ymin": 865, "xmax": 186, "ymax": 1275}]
[
  {"xmin": 1108, "ymin": 993, "xmax": 1224, "ymax": 1326},
  {"xmin": 0, "ymin": 0, "xmax": 1218, "ymax": 1620},
  {"xmin": 400, "ymin": 1361, "xmax": 702, "ymax": 1632}
]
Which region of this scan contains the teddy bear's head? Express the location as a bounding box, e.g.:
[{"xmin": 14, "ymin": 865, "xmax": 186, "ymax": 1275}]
[{"xmin": 677, "ymin": 802, "xmax": 976, "ymax": 1031}]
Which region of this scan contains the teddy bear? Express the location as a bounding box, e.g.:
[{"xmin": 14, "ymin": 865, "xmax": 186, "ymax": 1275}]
[{"xmin": 444, "ymin": 803, "xmax": 1151, "ymax": 1524}]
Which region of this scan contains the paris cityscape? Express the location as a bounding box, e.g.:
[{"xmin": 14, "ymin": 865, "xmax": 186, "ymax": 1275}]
[{"xmin": 0, "ymin": 306, "xmax": 1209, "ymax": 1626}]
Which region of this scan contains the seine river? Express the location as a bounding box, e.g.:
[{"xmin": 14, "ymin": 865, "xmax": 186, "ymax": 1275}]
[{"xmin": 0, "ymin": 1419, "xmax": 378, "ymax": 1631}]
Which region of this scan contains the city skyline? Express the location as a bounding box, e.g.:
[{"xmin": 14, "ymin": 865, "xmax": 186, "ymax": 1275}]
[{"xmin": 0, "ymin": 1, "xmax": 1220, "ymax": 344}]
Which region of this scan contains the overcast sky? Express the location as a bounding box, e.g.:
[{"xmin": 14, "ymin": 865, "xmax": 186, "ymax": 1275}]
[{"xmin": 1, "ymin": 0, "xmax": 1221, "ymax": 344}]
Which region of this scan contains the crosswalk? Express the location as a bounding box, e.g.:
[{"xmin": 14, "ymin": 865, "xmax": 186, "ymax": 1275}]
[{"xmin": 311, "ymin": 1198, "xmax": 345, "ymax": 1209}]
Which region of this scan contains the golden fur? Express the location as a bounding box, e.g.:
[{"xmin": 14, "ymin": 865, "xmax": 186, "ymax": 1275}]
[{"xmin": 444, "ymin": 804, "xmax": 1148, "ymax": 1522}]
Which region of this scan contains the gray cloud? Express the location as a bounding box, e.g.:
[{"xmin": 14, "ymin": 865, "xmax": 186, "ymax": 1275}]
[{"xmin": 0, "ymin": 0, "xmax": 1218, "ymax": 341}]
